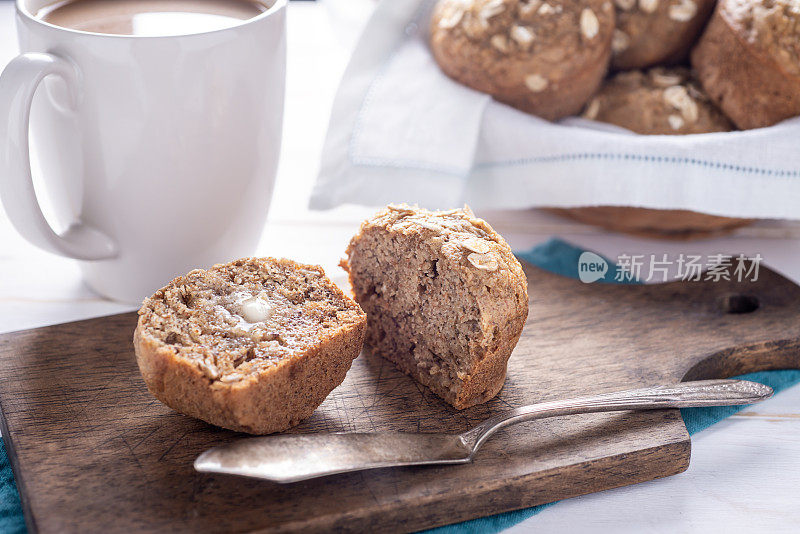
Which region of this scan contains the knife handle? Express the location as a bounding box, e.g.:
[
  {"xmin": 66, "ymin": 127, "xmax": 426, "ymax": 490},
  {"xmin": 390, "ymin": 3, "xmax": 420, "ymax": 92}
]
[{"xmin": 460, "ymin": 379, "xmax": 772, "ymax": 454}]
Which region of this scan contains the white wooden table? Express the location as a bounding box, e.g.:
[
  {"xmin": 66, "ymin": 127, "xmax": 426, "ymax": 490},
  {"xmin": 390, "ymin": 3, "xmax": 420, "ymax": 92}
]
[{"xmin": 0, "ymin": 2, "xmax": 798, "ymax": 532}]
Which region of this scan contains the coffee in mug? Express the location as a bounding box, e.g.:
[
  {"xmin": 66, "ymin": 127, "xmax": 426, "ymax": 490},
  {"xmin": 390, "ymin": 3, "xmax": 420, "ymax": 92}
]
[
  {"xmin": 37, "ymin": 0, "xmax": 270, "ymax": 36},
  {"xmin": 0, "ymin": 0, "xmax": 287, "ymax": 302}
]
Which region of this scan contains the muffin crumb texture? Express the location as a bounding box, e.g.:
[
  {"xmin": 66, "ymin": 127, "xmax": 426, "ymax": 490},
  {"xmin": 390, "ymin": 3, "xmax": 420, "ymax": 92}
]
[
  {"xmin": 343, "ymin": 205, "xmax": 529, "ymax": 409},
  {"xmin": 134, "ymin": 257, "xmax": 366, "ymax": 434}
]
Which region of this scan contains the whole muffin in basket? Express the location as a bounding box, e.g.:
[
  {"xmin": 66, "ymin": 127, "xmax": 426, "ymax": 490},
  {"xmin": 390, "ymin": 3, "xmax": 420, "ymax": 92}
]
[
  {"xmin": 430, "ymin": 0, "xmax": 615, "ymax": 120},
  {"xmin": 551, "ymin": 67, "xmax": 751, "ymax": 239},
  {"xmin": 611, "ymin": 0, "xmax": 716, "ymax": 70},
  {"xmin": 691, "ymin": 0, "xmax": 800, "ymax": 129},
  {"xmin": 582, "ymin": 67, "xmax": 733, "ymax": 134}
]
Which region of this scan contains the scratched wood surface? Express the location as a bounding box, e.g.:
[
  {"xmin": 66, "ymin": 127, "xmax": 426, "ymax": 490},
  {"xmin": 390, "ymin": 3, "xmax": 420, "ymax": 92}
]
[{"xmin": 0, "ymin": 262, "xmax": 799, "ymax": 533}]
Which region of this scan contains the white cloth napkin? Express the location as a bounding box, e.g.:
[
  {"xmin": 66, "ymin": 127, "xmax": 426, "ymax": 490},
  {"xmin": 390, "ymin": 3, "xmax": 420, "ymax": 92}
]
[{"xmin": 310, "ymin": 0, "xmax": 800, "ymax": 220}]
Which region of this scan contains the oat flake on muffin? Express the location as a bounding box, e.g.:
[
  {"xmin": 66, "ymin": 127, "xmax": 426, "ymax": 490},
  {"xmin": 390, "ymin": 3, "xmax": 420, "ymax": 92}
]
[{"xmin": 430, "ymin": 0, "xmax": 615, "ymax": 120}]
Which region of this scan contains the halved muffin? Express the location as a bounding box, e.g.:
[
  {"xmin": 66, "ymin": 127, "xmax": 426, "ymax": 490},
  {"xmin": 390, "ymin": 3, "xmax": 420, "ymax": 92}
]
[
  {"xmin": 343, "ymin": 205, "xmax": 528, "ymax": 409},
  {"xmin": 134, "ymin": 258, "xmax": 366, "ymax": 434}
]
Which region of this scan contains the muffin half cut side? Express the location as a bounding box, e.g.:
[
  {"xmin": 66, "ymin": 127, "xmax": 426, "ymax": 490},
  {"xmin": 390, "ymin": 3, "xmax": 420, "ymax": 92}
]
[
  {"xmin": 343, "ymin": 205, "xmax": 529, "ymax": 409},
  {"xmin": 134, "ymin": 258, "xmax": 366, "ymax": 435}
]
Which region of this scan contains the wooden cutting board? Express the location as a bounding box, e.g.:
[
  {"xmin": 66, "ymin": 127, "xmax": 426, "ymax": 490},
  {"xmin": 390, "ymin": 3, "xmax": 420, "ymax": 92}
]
[{"xmin": 1, "ymin": 261, "xmax": 799, "ymax": 533}]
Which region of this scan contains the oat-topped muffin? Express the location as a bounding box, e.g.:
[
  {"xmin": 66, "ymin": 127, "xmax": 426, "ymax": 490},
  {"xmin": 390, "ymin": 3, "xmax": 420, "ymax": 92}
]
[
  {"xmin": 134, "ymin": 258, "xmax": 366, "ymax": 434},
  {"xmin": 430, "ymin": 0, "xmax": 615, "ymax": 120},
  {"xmin": 582, "ymin": 67, "xmax": 734, "ymax": 134},
  {"xmin": 343, "ymin": 205, "xmax": 528, "ymax": 409},
  {"xmin": 611, "ymin": 0, "xmax": 716, "ymax": 69},
  {"xmin": 558, "ymin": 67, "xmax": 748, "ymax": 238},
  {"xmin": 692, "ymin": 0, "xmax": 800, "ymax": 129}
]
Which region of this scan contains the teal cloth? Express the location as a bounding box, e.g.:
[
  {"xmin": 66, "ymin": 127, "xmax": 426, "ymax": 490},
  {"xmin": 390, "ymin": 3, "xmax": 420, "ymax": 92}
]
[
  {"xmin": 0, "ymin": 440, "xmax": 24, "ymax": 534},
  {"xmin": 425, "ymin": 238, "xmax": 800, "ymax": 534},
  {"xmin": 516, "ymin": 238, "xmax": 633, "ymax": 285},
  {"xmin": 0, "ymin": 238, "xmax": 797, "ymax": 534}
]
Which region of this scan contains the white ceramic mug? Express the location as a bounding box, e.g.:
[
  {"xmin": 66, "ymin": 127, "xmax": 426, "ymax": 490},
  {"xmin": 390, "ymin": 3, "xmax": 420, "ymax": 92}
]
[{"xmin": 0, "ymin": 0, "xmax": 286, "ymax": 303}]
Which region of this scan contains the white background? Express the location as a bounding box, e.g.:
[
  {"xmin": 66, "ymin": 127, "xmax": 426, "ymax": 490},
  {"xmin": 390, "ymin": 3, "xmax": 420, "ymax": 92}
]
[{"xmin": 0, "ymin": 1, "xmax": 798, "ymax": 532}]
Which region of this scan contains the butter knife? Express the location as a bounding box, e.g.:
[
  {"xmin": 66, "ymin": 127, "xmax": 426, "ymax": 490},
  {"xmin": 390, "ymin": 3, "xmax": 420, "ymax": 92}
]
[{"xmin": 194, "ymin": 379, "xmax": 772, "ymax": 483}]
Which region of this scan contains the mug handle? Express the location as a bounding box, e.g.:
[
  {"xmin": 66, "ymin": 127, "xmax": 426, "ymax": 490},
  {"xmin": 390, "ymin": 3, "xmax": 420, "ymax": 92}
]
[{"xmin": 0, "ymin": 52, "xmax": 117, "ymax": 260}]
